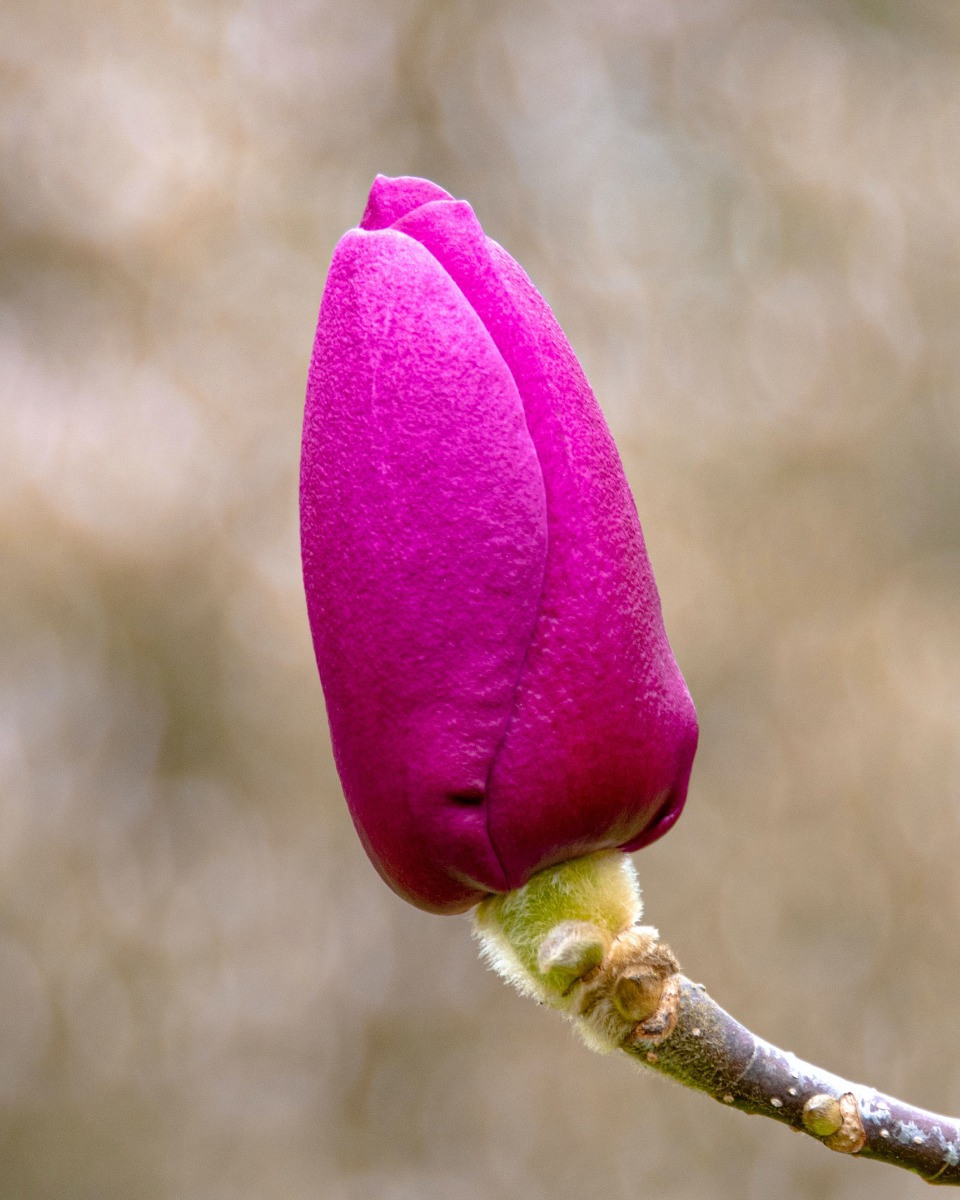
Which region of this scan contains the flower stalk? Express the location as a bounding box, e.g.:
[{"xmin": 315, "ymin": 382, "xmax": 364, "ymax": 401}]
[{"xmin": 474, "ymin": 851, "xmax": 960, "ymax": 1186}]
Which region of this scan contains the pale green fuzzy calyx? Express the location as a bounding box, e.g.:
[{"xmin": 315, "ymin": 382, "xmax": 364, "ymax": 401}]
[{"xmin": 472, "ymin": 850, "xmax": 644, "ymax": 1010}]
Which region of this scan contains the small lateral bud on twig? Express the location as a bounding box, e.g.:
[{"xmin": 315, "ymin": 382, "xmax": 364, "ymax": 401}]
[{"xmin": 475, "ymin": 850, "xmax": 960, "ymax": 1187}]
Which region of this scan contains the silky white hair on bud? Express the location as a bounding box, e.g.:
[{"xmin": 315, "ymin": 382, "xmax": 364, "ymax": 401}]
[{"xmin": 473, "ymin": 851, "xmax": 667, "ymax": 1051}]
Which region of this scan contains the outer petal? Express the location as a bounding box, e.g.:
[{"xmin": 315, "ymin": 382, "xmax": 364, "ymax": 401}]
[
  {"xmin": 382, "ymin": 189, "xmax": 698, "ymax": 887},
  {"xmin": 301, "ymin": 226, "xmax": 547, "ymax": 912}
]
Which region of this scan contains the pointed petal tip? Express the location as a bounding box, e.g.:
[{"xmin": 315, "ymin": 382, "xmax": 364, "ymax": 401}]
[{"xmin": 359, "ymin": 174, "xmax": 455, "ymax": 232}]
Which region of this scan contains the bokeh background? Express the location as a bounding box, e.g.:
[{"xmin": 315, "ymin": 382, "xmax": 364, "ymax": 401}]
[{"xmin": 2, "ymin": 0, "xmax": 960, "ymax": 1196}]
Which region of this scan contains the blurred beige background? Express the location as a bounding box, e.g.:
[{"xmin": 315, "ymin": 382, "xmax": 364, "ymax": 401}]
[{"xmin": 1, "ymin": 1, "xmax": 959, "ymax": 1197}]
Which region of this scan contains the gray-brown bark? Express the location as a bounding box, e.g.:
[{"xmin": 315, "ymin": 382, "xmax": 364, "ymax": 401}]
[{"xmin": 624, "ymin": 974, "xmax": 960, "ymax": 1185}]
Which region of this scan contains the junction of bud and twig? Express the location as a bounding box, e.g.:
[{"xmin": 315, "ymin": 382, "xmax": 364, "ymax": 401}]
[{"xmin": 473, "ymin": 849, "xmax": 960, "ymax": 1186}]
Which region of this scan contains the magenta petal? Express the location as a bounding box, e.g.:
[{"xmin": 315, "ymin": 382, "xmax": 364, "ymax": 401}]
[
  {"xmin": 389, "ymin": 193, "xmax": 698, "ymax": 886},
  {"xmin": 301, "ymin": 226, "xmax": 547, "ymax": 912},
  {"xmin": 301, "ymin": 175, "xmax": 698, "ymax": 913}
]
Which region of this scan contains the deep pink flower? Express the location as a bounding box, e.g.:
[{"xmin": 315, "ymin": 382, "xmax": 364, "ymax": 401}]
[{"xmin": 301, "ymin": 175, "xmax": 698, "ymax": 914}]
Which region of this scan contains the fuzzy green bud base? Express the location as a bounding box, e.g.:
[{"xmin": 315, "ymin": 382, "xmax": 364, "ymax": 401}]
[{"xmin": 474, "ymin": 850, "xmax": 678, "ymax": 1053}]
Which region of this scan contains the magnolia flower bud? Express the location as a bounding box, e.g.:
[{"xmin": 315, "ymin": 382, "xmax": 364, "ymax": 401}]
[{"xmin": 300, "ymin": 175, "xmax": 698, "ymax": 914}]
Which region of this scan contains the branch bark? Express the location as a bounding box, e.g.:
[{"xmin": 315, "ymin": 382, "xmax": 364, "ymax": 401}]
[
  {"xmin": 473, "ymin": 850, "xmax": 960, "ymax": 1187},
  {"xmin": 624, "ymin": 972, "xmax": 960, "ymax": 1185}
]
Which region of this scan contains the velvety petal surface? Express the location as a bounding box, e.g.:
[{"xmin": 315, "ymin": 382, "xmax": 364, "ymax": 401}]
[
  {"xmin": 382, "ymin": 181, "xmax": 699, "ymax": 887},
  {"xmin": 302, "ymin": 175, "xmax": 699, "ymax": 911},
  {"xmin": 301, "ymin": 226, "xmax": 547, "ymax": 912}
]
